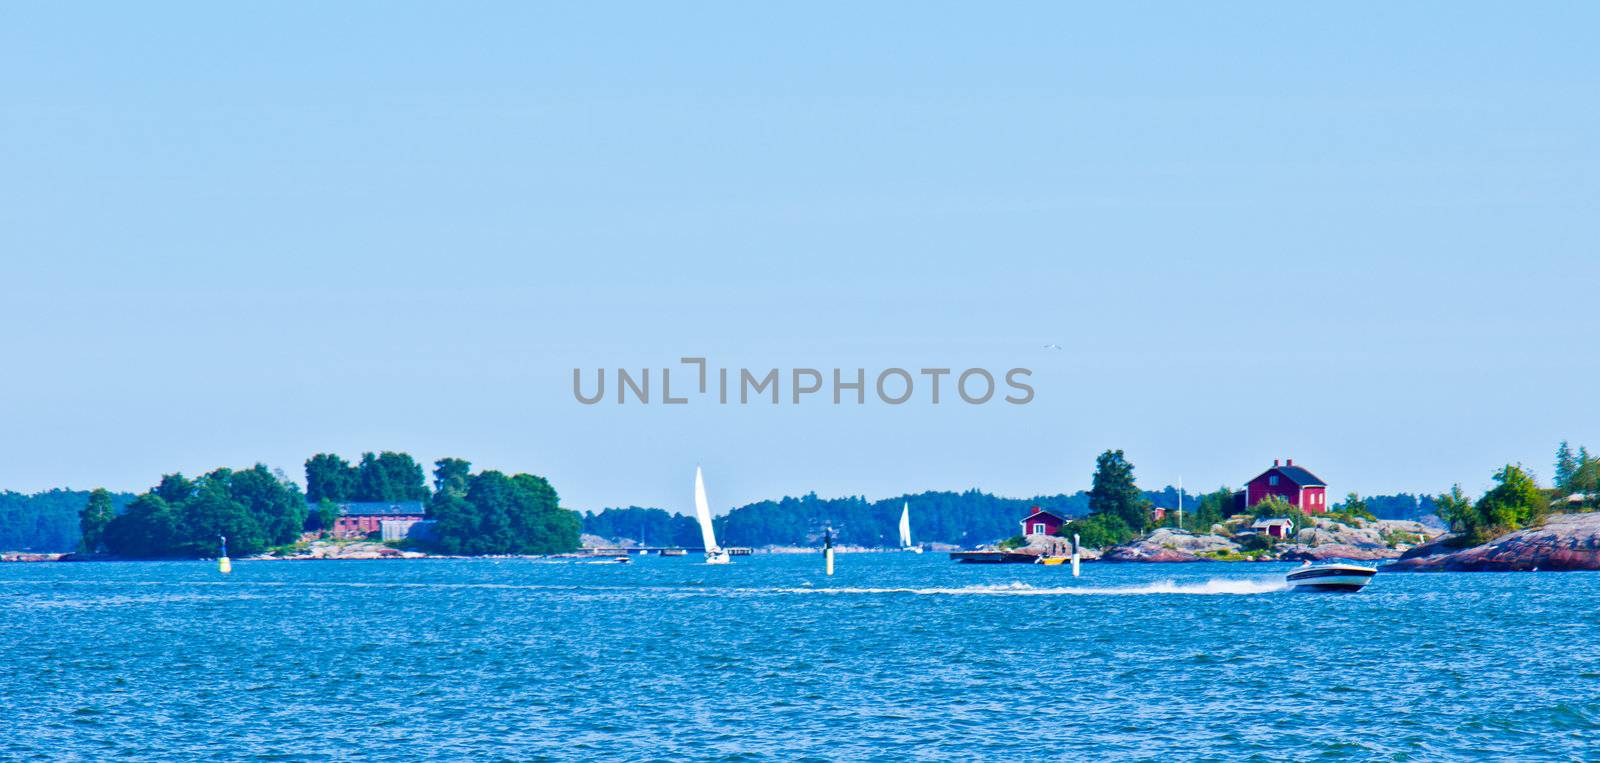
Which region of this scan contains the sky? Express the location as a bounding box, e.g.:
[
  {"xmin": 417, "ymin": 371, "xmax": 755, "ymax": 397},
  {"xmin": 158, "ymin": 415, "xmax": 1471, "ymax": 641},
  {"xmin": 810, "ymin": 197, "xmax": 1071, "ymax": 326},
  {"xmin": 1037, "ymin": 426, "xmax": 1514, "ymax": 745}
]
[{"xmin": 2, "ymin": 3, "xmax": 1596, "ymax": 513}]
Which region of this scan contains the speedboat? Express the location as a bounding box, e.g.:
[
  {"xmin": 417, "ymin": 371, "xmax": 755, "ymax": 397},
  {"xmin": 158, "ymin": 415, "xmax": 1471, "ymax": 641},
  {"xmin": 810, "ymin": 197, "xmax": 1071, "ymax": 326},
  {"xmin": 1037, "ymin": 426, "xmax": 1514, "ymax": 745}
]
[{"xmin": 1286, "ymin": 560, "xmax": 1376, "ymax": 592}]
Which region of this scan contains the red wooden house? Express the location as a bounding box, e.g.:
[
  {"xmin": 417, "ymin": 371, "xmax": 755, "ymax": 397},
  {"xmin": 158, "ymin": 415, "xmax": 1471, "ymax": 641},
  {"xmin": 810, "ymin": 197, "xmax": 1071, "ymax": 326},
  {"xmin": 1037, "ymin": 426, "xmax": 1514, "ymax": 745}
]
[
  {"xmin": 311, "ymin": 501, "xmax": 427, "ymax": 539},
  {"xmin": 1020, "ymin": 506, "xmax": 1066, "ymax": 536},
  {"xmin": 1233, "ymin": 459, "xmax": 1328, "ymax": 514}
]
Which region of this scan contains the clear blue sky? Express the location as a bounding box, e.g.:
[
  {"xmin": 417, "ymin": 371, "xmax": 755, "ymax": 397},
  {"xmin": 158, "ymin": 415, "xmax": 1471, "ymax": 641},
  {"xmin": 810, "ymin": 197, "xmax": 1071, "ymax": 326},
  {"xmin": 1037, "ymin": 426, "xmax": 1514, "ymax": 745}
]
[{"xmin": 2, "ymin": 3, "xmax": 1595, "ymax": 512}]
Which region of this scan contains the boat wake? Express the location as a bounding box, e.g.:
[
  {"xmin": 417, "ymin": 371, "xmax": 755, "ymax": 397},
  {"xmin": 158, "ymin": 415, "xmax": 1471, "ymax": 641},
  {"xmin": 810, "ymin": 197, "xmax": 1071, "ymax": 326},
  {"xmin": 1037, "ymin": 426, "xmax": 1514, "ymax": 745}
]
[{"xmin": 778, "ymin": 578, "xmax": 1288, "ymax": 596}]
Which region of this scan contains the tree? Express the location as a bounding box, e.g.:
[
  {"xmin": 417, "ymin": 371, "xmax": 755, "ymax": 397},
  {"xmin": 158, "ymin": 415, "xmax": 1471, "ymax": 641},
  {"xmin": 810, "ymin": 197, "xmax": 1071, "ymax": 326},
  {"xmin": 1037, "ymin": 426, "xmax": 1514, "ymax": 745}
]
[
  {"xmin": 177, "ymin": 488, "xmax": 266, "ymax": 557},
  {"xmin": 102, "ymin": 494, "xmax": 178, "ymax": 558},
  {"xmin": 1185, "ymin": 487, "xmax": 1234, "ymax": 533},
  {"xmin": 305, "ymin": 498, "xmax": 342, "ymax": 533},
  {"xmin": 1334, "ymin": 492, "xmax": 1375, "ymax": 521},
  {"xmin": 154, "ymin": 473, "xmax": 195, "ymax": 505},
  {"xmin": 354, "ymin": 451, "xmax": 429, "ymax": 502},
  {"xmin": 220, "ymin": 464, "xmax": 307, "ymax": 545},
  {"xmin": 1058, "ymin": 512, "xmax": 1134, "ymax": 549},
  {"xmin": 427, "ymin": 466, "xmax": 579, "ymax": 555},
  {"xmin": 100, "ymin": 463, "xmax": 304, "ymax": 558},
  {"xmin": 78, "ymin": 488, "xmax": 115, "ymax": 554},
  {"xmin": 1571, "ymin": 448, "xmax": 1600, "ymax": 497},
  {"xmin": 354, "ymin": 453, "xmax": 393, "ymax": 502},
  {"xmin": 305, "ymin": 453, "xmax": 357, "ymax": 503},
  {"xmin": 433, "ymin": 458, "xmax": 472, "ymax": 497},
  {"xmin": 1437, "ymin": 465, "xmax": 1549, "ymax": 547},
  {"xmin": 1089, "ymin": 449, "xmax": 1149, "ymax": 531},
  {"xmin": 1250, "ymin": 495, "xmax": 1296, "ymax": 518},
  {"xmin": 1434, "ymin": 484, "xmax": 1477, "ymax": 545},
  {"xmin": 1477, "ymin": 464, "xmax": 1546, "ymax": 533},
  {"xmin": 1555, "ymin": 441, "xmax": 1578, "ymax": 492}
]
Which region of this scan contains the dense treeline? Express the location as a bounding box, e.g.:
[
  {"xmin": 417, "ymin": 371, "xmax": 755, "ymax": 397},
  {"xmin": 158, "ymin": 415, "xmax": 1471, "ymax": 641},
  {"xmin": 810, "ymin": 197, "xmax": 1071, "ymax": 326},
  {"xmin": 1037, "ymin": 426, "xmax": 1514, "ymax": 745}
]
[
  {"xmin": 580, "ymin": 447, "xmax": 1440, "ymax": 550},
  {"xmin": 100, "ymin": 467, "xmax": 307, "ymax": 558},
  {"xmin": 424, "ymin": 458, "xmax": 579, "ymax": 555},
  {"xmin": 0, "ymin": 490, "xmax": 134, "ymax": 552},
  {"xmin": 582, "ymin": 507, "xmax": 703, "ymax": 547},
  {"xmin": 584, "ymin": 481, "xmax": 1216, "ymax": 549},
  {"xmin": 305, "ymin": 451, "xmax": 429, "ymax": 503}
]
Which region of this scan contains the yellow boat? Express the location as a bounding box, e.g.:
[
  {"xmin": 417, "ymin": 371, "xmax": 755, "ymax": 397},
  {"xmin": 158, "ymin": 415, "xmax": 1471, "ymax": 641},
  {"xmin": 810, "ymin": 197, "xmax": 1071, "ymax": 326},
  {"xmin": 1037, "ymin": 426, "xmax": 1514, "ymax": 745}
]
[{"xmin": 1037, "ymin": 556, "xmax": 1068, "ymax": 566}]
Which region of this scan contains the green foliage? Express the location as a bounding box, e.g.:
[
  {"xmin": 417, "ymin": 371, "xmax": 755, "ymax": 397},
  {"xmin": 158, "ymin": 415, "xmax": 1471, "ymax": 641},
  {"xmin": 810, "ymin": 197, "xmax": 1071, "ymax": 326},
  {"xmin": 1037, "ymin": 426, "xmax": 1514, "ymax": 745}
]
[
  {"xmin": 353, "ymin": 451, "xmax": 429, "ymax": 502},
  {"xmin": 102, "ymin": 465, "xmax": 305, "ymax": 558},
  {"xmin": 1249, "ymin": 495, "xmax": 1295, "ymax": 518},
  {"xmin": 1058, "ymin": 512, "xmax": 1134, "ymax": 549},
  {"xmin": 305, "ymin": 453, "xmax": 357, "ymax": 503},
  {"xmin": 1555, "ymin": 441, "xmax": 1578, "ymax": 492},
  {"xmin": 1568, "ymin": 446, "xmax": 1600, "ymax": 497},
  {"xmin": 1477, "ymin": 463, "xmax": 1546, "ymax": 532},
  {"xmin": 583, "ymin": 507, "xmax": 702, "ymax": 547},
  {"xmin": 432, "ymin": 458, "xmax": 472, "ymax": 497},
  {"xmin": 78, "ymin": 488, "xmax": 115, "ymax": 554},
  {"xmin": 1335, "ymin": 492, "xmax": 1376, "ymax": 521},
  {"xmin": 0, "ymin": 489, "xmax": 135, "ymax": 553},
  {"xmin": 154, "ymin": 473, "xmax": 194, "ymax": 504},
  {"xmin": 1185, "ymin": 488, "xmax": 1234, "ymax": 533},
  {"xmin": 996, "ymin": 534, "xmax": 1026, "ymax": 550},
  {"xmin": 101, "ymin": 494, "xmax": 178, "ymax": 558},
  {"xmin": 1433, "ymin": 484, "xmax": 1477, "ymax": 546},
  {"xmin": 1089, "ymin": 450, "xmax": 1149, "ymax": 532},
  {"xmin": 427, "ymin": 469, "xmax": 579, "ymax": 555},
  {"xmin": 305, "ymin": 498, "xmax": 342, "ymax": 533},
  {"xmin": 1437, "ymin": 465, "xmax": 1549, "ymax": 547}
]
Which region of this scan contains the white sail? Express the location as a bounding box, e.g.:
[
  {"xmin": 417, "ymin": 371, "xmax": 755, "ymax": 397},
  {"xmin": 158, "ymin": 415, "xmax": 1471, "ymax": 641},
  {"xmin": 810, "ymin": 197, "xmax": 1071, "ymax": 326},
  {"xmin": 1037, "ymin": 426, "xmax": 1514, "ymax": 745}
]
[
  {"xmin": 899, "ymin": 502, "xmax": 912, "ymax": 548},
  {"xmin": 694, "ymin": 466, "xmax": 723, "ymax": 557}
]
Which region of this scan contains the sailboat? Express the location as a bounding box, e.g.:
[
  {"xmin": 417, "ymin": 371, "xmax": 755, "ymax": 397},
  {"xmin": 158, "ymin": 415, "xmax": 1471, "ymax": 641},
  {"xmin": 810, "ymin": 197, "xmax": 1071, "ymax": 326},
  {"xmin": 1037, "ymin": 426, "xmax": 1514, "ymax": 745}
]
[
  {"xmin": 695, "ymin": 467, "xmax": 730, "ymax": 565},
  {"xmin": 899, "ymin": 502, "xmax": 922, "ymax": 553}
]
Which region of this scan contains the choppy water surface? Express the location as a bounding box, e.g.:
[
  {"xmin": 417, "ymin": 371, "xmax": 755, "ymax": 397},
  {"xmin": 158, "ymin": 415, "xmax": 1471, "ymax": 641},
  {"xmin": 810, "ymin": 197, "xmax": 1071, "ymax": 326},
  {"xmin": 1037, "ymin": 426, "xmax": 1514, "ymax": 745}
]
[{"xmin": 2, "ymin": 555, "xmax": 1598, "ymax": 761}]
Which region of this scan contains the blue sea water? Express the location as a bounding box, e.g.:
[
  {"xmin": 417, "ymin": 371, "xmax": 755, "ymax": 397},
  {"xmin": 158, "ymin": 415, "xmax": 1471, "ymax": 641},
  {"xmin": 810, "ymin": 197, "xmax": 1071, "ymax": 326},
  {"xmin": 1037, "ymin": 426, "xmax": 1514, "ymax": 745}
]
[{"xmin": 2, "ymin": 554, "xmax": 1598, "ymax": 761}]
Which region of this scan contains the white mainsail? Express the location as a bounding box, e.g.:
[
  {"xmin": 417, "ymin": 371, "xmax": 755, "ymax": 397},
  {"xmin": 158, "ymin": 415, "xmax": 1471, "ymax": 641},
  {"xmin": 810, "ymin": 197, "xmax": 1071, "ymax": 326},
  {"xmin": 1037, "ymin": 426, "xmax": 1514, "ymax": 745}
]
[
  {"xmin": 694, "ymin": 466, "xmax": 729, "ymax": 563},
  {"xmin": 899, "ymin": 502, "xmax": 913, "ymax": 548}
]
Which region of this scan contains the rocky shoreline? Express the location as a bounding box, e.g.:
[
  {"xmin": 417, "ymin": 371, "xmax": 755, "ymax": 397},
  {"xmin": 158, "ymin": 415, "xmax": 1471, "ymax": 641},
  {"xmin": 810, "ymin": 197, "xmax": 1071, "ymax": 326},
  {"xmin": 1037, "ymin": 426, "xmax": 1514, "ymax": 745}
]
[
  {"xmin": 1383, "ymin": 512, "xmax": 1600, "ymax": 572},
  {"xmin": 1094, "ymin": 517, "xmax": 1434, "ymax": 563}
]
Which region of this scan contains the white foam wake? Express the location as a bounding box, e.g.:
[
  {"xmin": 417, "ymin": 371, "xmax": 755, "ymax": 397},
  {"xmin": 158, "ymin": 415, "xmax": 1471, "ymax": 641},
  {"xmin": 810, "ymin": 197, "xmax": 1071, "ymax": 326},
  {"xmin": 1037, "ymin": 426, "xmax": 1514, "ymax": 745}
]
[{"xmin": 775, "ymin": 578, "xmax": 1287, "ymax": 596}]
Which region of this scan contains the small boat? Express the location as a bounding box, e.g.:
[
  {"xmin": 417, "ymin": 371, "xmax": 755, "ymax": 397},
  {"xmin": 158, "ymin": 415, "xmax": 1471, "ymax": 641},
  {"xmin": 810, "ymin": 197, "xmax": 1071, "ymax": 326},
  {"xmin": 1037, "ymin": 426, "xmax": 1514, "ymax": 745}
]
[
  {"xmin": 899, "ymin": 502, "xmax": 923, "ymax": 553},
  {"xmin": 1286, "ymin": 560, "xmax": 1377, "ymax": 592},
  {"xmin": 694, "ymin": 467, "xmax": 730, "ymax": 565},
  {"xmin": 1036, "ymin": 556, "xmax": 1068, "ymax": 566}
]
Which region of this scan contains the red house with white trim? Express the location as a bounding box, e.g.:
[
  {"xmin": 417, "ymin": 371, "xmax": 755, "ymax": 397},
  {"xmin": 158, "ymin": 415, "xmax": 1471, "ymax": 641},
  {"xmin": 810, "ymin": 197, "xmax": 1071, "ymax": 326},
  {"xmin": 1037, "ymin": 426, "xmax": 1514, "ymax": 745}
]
[
  {"xmin": 1020, "ymin": 506, "xmax": 1066, "ymax": 536},
  {"xmin": 1233, "ymin": 459, "xmax": 1328, "ymax": 514}
]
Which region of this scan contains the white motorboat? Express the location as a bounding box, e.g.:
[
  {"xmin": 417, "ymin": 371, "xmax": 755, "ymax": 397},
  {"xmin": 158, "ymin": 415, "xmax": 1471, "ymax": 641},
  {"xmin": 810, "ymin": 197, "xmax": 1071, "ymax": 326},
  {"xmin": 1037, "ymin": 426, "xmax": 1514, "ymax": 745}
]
[
  {"xmin": 694, "ymin": 467, "xmax": 730, "ymax": 565},
  {"xmin": 1286, "ymin": 560, "xmax": 1377, "ymax": 592}
]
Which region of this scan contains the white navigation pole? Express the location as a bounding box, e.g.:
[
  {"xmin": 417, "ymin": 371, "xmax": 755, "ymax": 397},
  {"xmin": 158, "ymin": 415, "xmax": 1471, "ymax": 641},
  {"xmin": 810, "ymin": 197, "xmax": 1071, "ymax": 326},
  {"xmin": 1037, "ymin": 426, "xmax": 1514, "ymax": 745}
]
[
  {"xmin": 1071, "ymin": 533, "xmax": 1081, "ymax": 578},
  {"xmin": 824, "ymin": 527, "xmax": 835, "ymax": 576},
  {"xmin": 1177, "ymin": 475, "xmax": 1184, "ymax": 531}
]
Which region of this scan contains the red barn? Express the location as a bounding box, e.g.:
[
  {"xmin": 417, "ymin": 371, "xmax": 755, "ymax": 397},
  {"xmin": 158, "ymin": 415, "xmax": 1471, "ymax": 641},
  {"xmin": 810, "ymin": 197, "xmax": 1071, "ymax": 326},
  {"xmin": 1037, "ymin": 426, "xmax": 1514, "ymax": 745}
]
[
  {"xmin": 1020, "ymin": 506, "xmax": 1066, "ymax": 536},
  {"xmin": 1233, "ymin": 459, "xmax": 1328, "ymax": 514}
]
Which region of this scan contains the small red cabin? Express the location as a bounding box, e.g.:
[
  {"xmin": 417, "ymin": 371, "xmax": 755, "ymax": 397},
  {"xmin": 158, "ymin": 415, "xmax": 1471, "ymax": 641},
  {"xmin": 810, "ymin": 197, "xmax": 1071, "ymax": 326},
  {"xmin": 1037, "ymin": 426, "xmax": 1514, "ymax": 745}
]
[
  {"xmin": 1020, "ymin": 506, "xmax": 1066, "ymax": 536},
  {"xmin": 1233, "ymin": 459, "xmax": 1328, "ymax": 514}
]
